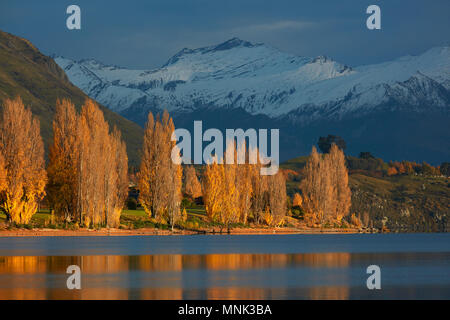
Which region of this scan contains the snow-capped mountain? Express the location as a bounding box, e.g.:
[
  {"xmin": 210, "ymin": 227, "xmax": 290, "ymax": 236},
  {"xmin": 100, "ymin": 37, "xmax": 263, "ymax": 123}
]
[
  {"xmin": 54, "ymin": 38, "xmax": 450, "ymax": 163},
  {"xmin": 55, "ymin": 38, "xmax": 450, "ymax": 122}
]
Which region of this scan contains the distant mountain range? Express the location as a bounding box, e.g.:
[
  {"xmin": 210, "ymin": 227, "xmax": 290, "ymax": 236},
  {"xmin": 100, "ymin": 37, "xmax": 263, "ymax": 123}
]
[
  {"xmin": 0, "ymin": 30, "xmax": 143, "ymax": 166},
  {"xmin": 54, "ymin": 38, "xmax": 450, "ymax": 163}
]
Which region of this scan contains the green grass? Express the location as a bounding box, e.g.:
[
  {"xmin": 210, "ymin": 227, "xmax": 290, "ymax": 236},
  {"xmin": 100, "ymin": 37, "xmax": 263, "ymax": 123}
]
[
  {"xmin": 121, "ymin": 208, "xmax": 146, "ymax": 217},
  {"xmin": 0, "ymin": 205, "xmax": 211, "ymax": 231},
  {"xmin": 281, "ymin": 155, "xmax": 309, "ymax": 171}
]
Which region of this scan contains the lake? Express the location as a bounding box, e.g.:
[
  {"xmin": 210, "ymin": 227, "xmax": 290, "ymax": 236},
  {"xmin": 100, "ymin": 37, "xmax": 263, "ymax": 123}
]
[{"xmin": 0, "ymin": 234, "xmax": 449, "ymax": 299}]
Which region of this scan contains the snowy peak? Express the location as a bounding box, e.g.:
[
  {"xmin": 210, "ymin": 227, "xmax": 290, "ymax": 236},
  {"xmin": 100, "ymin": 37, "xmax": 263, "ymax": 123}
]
[
  {"xmin": 163, "ymin": 38, "xmax": 259, "ymax": 66},
  {"xmin": 209, "ymin": 37, "xmax": 257, "ymax": 51},
  {"xmin": 55, "ymin": 40, "xmax": 450, "ymax": 118}
]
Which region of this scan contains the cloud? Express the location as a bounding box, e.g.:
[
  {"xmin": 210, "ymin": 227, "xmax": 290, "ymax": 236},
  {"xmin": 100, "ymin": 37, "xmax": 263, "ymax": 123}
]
[{"xmin": 236, "ymin": 20, "xmax": 316, "ymax": 33}]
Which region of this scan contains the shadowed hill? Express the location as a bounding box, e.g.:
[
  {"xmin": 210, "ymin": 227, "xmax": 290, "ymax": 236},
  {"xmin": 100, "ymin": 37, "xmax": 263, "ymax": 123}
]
[
  {"xmin": 0, "ymin": 30, "xmax": 143, "ymax": 166},
  {"xmin": 281, "ymin": 155, "xmax": 449, "ymax": 232}
]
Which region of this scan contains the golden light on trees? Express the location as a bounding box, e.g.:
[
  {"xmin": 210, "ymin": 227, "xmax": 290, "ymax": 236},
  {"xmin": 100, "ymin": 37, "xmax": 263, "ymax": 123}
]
[
  {"xmin": 300, "ymin": 144, "xmax": 351, "ymax": 225},
  {"xmin": 203, "ymin": 158, "xmax": 223, "ymax": 223},
  {"xmin": 47, "ymin": 98, "xmax": 128, "ymax": 227},
  {"xmin": 0, "ymin": 153, "xmax": 7, "ymax": 194},
  {"xmin": 138, "ymin": 111, "xmax": 182, "ymax": 230},
  {"xmin": 47, "ymin": 99, "xmax": 79, "ymax": 222},
  {"xmin": 184, "ymin": 166, "xmax": 202, "ymax": 200},
  {"xmin": 292, "ymin": 193, "xmax": 303, "ymax": 207},
  {"xmin": 267, "ymin": 171, "xmax": 287, "ymax": 226},
  {"xmin": 0, "ymin": 97, "xmax": 47, "ymax": 224},
  {"xmin": 104, "ymin": 127, "xmax": 129, "ymax": 227},
  {"xmin": 202, "ymin": 143, "xmax": 286, "ymax": 227}
]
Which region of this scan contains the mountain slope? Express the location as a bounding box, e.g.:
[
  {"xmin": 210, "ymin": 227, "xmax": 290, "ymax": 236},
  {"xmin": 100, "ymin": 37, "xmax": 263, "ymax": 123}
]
[
  {"xmin": 0, "ymin": 30, "xmax": 143, "ymax": 166},
  {"xmin": 55, "ymin": 38, "xmax": 450, "ymax": 163}
]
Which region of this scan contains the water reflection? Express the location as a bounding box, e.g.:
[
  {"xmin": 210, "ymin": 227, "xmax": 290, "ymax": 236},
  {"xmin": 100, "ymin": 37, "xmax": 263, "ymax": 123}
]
[{"xmin": 0, "ymin": 252, "xmax": 448, "ymax": 299}]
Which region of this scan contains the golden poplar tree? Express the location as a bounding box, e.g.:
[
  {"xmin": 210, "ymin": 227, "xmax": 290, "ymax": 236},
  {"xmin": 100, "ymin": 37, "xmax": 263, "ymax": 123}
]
[
  {"xmin": 267, "ymin": 171, "xmax": 287, "ymax": 226},
  {"xmin": 166, "ymin": 117, "xmax": 182, "ymax": 230},
  {"xmin": 203, "ymin": 158, "xmax": 223, "ymax": 223},
  {"xmin": 292, "ymin": 193, "xmax": 303, "ymax": 207},
  {"xmin": 250, "ymin": 153, "xmax": 268, "ymax": 224},
  {"xmin": 0, "ymin": 97, "xmax": 47, "ymax": 224},
  {"xmin": 327, "ymin": 144, "xmax": 351, "ymax": 222},
  {"xmin": 78, "ymin": 99, "xmax": 109, "ymax": 226},
  {"xmin": 184, "ymin": 166, "xmax": 202, "ymax": 200},
  {"xmin": 300, "ymin": 144, "xmax": 351, "ymax": 225},
  {"xmin": 138, "ymin": 111, "xmax": 182, "ymax": 227},
  {"xmin": 47, "ymin": 99, "xmax": 128, "ymax": 228},
  {"xmin": 222, "ymin": 155, "xmax": 239, "ymax": 226},
  {"xmin": 300, "ymin": 146, "xmax": 329, "ymax": 224},
  {"xmin": 0, "ymin": 153, "xmax": 6, "ymax": 194},
  {"xmin": 80, "ymin": 99, "xmax": 129, "ymax": 227},
  {"xmin": 47, "ymin": 99, "xmax": 79, "ymax": 222},
  {"xmin": 235, "ymin": 143, "xmax": 253, "ymax": 224},
  {"xmin": 104, "ymin": 127, "xmax": 129, "ymax": 227}
]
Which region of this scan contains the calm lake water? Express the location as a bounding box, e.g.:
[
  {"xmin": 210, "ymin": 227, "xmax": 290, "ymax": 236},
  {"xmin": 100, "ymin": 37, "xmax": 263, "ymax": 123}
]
[{"xmin": 0, "ymin": 234, "xmax": 449, "ymax": 299}]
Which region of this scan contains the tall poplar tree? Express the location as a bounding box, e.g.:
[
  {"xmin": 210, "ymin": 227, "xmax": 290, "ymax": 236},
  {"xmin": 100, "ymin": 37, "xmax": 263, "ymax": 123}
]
[
  {"xmin": 138, "ymin": 111, "xmax": 182, "ymax": 227},
  {"xmin": 0, "ymin": 97, "xmax": 47, "ymax": 224},
  {"xmin": 47, "ymin": 99, "xmax": 79, "ymax": 222}
]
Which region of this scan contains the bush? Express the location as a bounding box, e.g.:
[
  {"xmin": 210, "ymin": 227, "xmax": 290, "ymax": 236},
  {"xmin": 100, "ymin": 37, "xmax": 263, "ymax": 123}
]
[
  {"xmin": 291, "ymin": 207, "xmax": 304, "ymax": 220},
  {"xmin": 440, "ymin": 162, "xmax": 450, "ymax": 176},
  {"xmin": 181, "ymin": 198, "xmax": 192, "ymax": 209}
]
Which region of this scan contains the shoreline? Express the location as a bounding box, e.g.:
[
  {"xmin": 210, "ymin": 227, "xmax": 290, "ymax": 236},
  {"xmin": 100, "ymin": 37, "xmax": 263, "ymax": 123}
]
[{"xmin": 0, "ymin": 226, "xmax": 361, "ymax": 237}]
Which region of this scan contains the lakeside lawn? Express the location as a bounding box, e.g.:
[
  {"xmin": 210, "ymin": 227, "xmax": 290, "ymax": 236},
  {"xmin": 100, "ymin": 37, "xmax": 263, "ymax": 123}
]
[{"xmin": 0, "ymin": 205, "xmax": 218, "ymax": 231}]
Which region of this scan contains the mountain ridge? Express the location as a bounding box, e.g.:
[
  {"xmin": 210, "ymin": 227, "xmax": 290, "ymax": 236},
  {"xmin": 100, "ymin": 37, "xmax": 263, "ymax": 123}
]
[
  {"xmin": 54, "ymin": 38, "xmax": 449, "ymax": 117},
  {"xmin": 54, "ymin": 37, "xmax": 450, "ymax": 163}
]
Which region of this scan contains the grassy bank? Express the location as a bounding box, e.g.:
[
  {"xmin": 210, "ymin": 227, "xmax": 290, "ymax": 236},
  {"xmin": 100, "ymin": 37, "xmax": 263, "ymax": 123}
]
[{"xmin": 0, "ymin": 204, "xmax": 361, "ymax": 236}]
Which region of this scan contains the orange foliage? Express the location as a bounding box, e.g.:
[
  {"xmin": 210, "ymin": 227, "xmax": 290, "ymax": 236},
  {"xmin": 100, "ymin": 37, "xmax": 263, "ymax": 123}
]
[
  {"xmin": 138, "ymin": 111, "xmax": 182, "ymax": 229},
  {"xmin": 292, "ymin": 193, "xmax": 303, "ymax": 207},
  {"xmin": 300, "ymin": 144, "xmax": 351, "ymax": 225},
  {"xmin": 47, "ymin": 99, "xmax": 128, "ymax": 227},
  {"xmin": 0, "ymin": 97, "xmax": 46, "ymax": 224}
]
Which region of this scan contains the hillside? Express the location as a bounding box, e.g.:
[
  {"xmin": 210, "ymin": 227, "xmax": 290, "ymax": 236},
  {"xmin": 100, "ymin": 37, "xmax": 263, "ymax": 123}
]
[
  {"xmin": 0, "ymin": 30, "xmax": 143, "ymax": 166},
  {"xmin": 281, "ymin": 156, "xmax": 450, "ymax": 232}
]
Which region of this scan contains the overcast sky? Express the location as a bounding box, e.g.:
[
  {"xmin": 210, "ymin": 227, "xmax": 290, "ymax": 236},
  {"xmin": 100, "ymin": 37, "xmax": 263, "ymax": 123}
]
[{"xmin": 1, "ymin": 0, "xmax": 449, "ymax": 69}]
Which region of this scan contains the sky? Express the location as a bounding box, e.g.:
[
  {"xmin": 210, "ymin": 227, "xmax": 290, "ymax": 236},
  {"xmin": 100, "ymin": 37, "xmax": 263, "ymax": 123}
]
[{"xmin": 0, "ymin": 0, "xmax": 449, "ymax": 69}]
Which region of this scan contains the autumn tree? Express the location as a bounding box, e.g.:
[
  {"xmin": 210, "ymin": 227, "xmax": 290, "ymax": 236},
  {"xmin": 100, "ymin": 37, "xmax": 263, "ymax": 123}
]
[
  {"xmin": 167, "ymin": 143, "xmax": 183, "ymax": 231},
  {"xmin": 300, "ymin": 146, "xmax": 332, "ymax": 224},
  {"xmin": 203, "ymin": 158, "xmax": 223, "ymax": 222},
  {"xmin": 202, "ymin": 155, "xmax": 239, "ymax": 228},
  {"xmin": 78, "ymin": 99, "xmax": 110, "ymax": 226},
  {"xmin": 232, "ymin": 142, "xmax": 253, "ymax": 225},
  {"xmin": 300, "ymin": 144, "xmax": 351, "ymax": 225},
  {"xmin": 203, "ymin": 143, "xmax": 250, "ymax": 227},
  {"xmin": 184, "ymin": 166, "xmax": 202, "ymax": 200},
  {"xmin": 236, "ymin": 162, "xmax": 253, "ymax": 224},
  {"xmin": 202, "ymin": 143, "xmax": 286, "ymax": 227},
  {"xmin": 267, "ymin": 171, "xmax": 287, "ymax": 226},
  {"xmin": 103, "ymin": 128, "xmax": 129, "ymax": 227},
  {"xmin": 327, "ymin": 144, "xmax": 352, "ymax": 222},
  {"xmin": 250, "ymin": 154, "xmax": 268, "ymax": 224},
  {"xmin": 47, "ymin": 99, "xmax": 128, "ymax": 228},
  {"xmin": 292, "ymin": 193, "xmax": 303, "ymax": 207},
  {"xmin": 0, "ymin": 153, "xmax": 6, "ymax": 195},
  {"xmin": 0, "ymin": 97, "xmax": 47, "ymax": 224},
  {"xmin": 47, "ymin": 99, "xmax": 79, "ymax": 222},
  {"xmin": 138, "ymin": 111, "xmax": 182, "ymax": 229}
]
